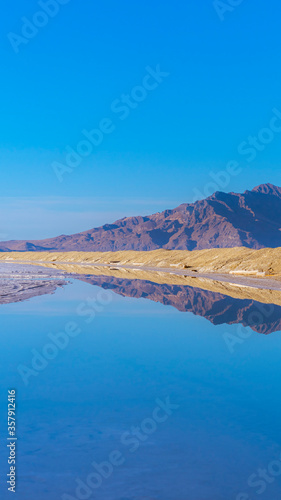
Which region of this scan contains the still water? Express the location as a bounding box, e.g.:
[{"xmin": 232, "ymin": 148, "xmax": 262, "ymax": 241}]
[{"xmin": 0, "ymin": 264, "xmax": 281, "ymax": 499}]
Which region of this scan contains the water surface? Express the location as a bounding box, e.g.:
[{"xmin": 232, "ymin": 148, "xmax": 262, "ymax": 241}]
[{"xmin": 0, "ymin": 264, "xmax": 281, "ymax": 499}]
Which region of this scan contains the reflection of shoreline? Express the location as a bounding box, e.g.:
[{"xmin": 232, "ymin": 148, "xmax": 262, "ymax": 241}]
[
  {"xmin": 0, "ymin": 263, "xmax": 67, "ymax": 305},
  {"xmin": 0, "ymin": 263, "xmax": 280, "ymax": 335},
  {"xmin": 0, "ymin": 277, "xmax": 66, "ymax": 305},
  {"xmin": 9, "ymin": 259, "xmax": 281, "ymax": 306}
]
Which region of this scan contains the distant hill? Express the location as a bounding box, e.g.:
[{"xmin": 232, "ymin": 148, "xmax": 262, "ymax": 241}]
[{"xmin": 1, "ymin": 183, "xmax": 281, "ymax": 252}]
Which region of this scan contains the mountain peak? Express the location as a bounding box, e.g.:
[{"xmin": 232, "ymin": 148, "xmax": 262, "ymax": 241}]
[
  {"xmin": 2, "ymin": 183, "xmax": 281, "ymax": 252},
  {"xmin": 251, "ymin": 183, "xmax": 281, "ymax": 197}
]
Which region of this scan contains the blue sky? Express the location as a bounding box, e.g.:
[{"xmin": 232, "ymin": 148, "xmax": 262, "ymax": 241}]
[{"xmin": 1, "ymin": 0, "xmax": 281, "ymax": 239}]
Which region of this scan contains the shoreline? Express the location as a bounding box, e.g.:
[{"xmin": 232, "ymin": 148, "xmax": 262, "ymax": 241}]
[
  {"xmin": 0, "ymin": 247, "xmax": 281, "ymax": 277},
  {"xmin": 2, "ymin": 258, "xmax": 281, "ymax": 290},
  {"xmin": 2, "ymin": 252, "xmax": 281, "ymax": 305}
]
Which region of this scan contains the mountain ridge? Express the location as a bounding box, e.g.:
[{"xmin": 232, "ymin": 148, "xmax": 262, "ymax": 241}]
[{"xmin": 1, "ymin": 183, "xmax": 281, "ymax": 252}]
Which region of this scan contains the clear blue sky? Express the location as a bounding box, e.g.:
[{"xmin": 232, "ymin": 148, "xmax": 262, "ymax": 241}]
[{"xmin": 1, "ymin": 0, "xmax": 281, "ymax": 239}]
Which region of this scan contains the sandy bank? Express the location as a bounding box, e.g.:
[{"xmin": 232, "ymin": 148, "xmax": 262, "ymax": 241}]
[
  {"xmin": 0, "ymin": 247, "xmax": 281, "ymax": 276},
  {"xmin": 1, "ymin": 248, "xmax": 281, "ymax": 305}
]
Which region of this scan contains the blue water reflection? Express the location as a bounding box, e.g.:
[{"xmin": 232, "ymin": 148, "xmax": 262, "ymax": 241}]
[{"xmin": 0, "ymin": 276, "xmax": 281, "ymax": 499}]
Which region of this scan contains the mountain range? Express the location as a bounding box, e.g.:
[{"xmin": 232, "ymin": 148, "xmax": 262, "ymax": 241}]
[{"xmin": 1, "ymin": 183, "xmax": 281, "ymax": 252}]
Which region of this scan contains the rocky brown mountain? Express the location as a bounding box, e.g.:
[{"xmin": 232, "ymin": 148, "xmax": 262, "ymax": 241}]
[{"xmin": 1, "ymin": 183, "xmax": 281, "ymax": 252}]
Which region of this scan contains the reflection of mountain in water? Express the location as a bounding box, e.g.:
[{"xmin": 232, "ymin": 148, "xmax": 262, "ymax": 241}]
[
  {"xmin": 77, "ymin": 275, "xmax": 281, "ymax": 335},
  {"xmin": 0, "ymin": 263, "xmax": 280, "ymax": 335}
]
